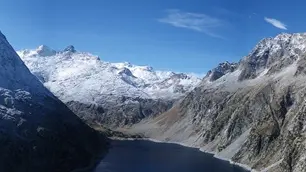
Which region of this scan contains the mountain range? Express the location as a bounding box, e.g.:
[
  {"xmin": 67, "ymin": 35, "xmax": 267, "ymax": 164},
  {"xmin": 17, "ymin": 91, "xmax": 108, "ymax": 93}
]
[
  {"xmin": 18, "ymin": 46, "xmax": 200, "ymax": 127},
  {"xmin": 9, "ymin": 32, "xmax": 306, "ymax": 171}
]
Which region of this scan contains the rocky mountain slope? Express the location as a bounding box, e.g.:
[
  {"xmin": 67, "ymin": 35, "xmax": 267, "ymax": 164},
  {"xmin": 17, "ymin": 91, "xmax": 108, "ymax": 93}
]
[
  {"xmin": 18, "ymin": 46, "xmax": 200, "ymax": 127},
  {"xmin": 0, "ymin": 31, "xmax": 108, "ymax": 171},
  {"xmin": 130, "ymin": 33, "xmax": 306, "ymax": 172}
]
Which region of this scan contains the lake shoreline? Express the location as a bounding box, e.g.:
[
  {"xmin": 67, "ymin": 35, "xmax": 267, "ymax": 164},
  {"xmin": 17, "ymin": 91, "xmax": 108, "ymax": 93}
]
[{"xmin": 110, "ymin": 137, "xmax": 255, "ymax": 172}]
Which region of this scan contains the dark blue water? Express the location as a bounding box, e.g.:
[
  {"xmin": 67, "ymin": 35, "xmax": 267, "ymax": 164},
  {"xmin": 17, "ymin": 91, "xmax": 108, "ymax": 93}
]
[{"xmin": 94, "ymin": 140, "xmax": 248, "ymax": 172}]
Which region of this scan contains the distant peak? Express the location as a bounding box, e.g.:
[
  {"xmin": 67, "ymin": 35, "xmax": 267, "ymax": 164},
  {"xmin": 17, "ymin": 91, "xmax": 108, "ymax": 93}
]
[
  {"xmin": 218, "ymin": 61, "xmax": 237, "ymax": 67},
  {"xmin": 274, "ymin": 33, "xmax": 292, "ymax": 41},
  {"xmin": 123, "ymin": 62, "xmax": 133, "ymax": 67},
  {"xmin": 138, "ymin": 65, "xmax": 153, "ymax": 71},
  {"xmin": 36, "ymin": 45, "xmax": 56, "ymax": 57},
  {"xmin": 205, "ymin": 61, "xmax": 238, "ymax": 81},
  {"xmin": 63, "ymin": 45, "xmax": 76, "ymax": 53},
  {"xmin": 37, "ymin": 45, "xmax": 50, "ymax": 51}
]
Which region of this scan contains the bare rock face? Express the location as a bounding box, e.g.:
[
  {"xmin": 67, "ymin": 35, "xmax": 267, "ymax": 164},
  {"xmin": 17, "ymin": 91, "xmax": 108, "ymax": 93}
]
[
  {"xmin": 67, "ymin": 97, "xmax": 173, "ymax": 128},
  {"xmin": 204, "ymin": 61, "xmax": 238, "ymax": 81},
  {"xmin": 238, "ymin": 33, "xmax": 306, "ymax": 81},
  {"xmin": 131, "ymin": 33, "xmax": 306, "ymax": 172},
  {"xmin": 0, "ymin": 32, "xmax": 108, "ymax": 171}
]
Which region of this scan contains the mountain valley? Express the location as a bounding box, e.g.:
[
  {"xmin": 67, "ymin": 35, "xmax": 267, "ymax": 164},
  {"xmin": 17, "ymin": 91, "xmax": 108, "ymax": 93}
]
[{"xmin": 4, "ymin": 31, "xmax": 306, "ymax": 172}]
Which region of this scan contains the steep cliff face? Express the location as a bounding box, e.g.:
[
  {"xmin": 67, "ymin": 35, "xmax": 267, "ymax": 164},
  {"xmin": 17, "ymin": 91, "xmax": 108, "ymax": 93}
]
[
  {"xmin": 238, "ymin": 33, "xmax": 306, "ymax": 81},
  {"xmin": 0, "ymin": 32, "xmax": 107, "ymax": 171},
  {"xmin": 204, "ymin": 61, "xmax": 238, "ymax": 82},
  {"xmin": 67, "ymin": 97, "xmax": 173, "ymax": 127},
  {"xmin": 131, "ymin": 33, "xmax": 306, "ymax": 172}
]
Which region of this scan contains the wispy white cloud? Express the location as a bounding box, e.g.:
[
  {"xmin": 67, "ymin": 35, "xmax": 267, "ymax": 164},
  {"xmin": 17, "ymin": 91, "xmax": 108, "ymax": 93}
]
[
  {"xmin": 264, "ymin": 17, "xmax": 287, "ymax": 30},
  {"xmin": 158, "ymin": 9, "xmax": 225, "ymax": 38}
]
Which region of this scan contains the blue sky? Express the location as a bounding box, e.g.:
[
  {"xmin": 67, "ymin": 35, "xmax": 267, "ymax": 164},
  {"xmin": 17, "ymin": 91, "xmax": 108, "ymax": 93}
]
[{"xmin": 0, "ymin": 0, "xmax": 305, "ymax": 75}]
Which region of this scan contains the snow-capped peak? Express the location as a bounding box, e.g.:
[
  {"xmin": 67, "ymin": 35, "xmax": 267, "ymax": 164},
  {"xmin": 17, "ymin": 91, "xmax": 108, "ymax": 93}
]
[
  {"xmin": 17, "ymin": 45, "xmax": 57, "ymax": 57},
  {"xmin": 37, "ymin": 44, "xmax": 50, "ymax": 51},
  {"xmin": 114, "ymin": 62, "xmax": 133, "ymax": 68},
  {"xmin": 201, "ymin": 32, "xmax": 306, "ymax": 84},
  {"xmin": 250, "ymin": 32, "xmax": 306, "ymax": 57},
  {"xmin": 203, "ymin": 61, "xmax": 238, "ymax": 82},
  {"xmin": 18, "ymin": 46, "xmax": 201, "ymax": 105}
]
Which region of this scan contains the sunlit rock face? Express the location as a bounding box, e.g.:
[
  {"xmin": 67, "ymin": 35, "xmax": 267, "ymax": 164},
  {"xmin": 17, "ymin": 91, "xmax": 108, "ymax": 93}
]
[{"xmin": 130, "ymin": 33, "xmax": 306, "ymax": 172}]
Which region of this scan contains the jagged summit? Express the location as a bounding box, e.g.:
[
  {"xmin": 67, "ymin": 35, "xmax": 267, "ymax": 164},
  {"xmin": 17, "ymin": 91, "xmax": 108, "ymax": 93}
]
[
  {"xmin": 17, "ymin": 45, "xmax": 57, "ymax": 57},
  {"xmin": 114, "ymin": 62, "xmax": 154, "ymax": 73},
  {"xmin": 205, "ymin": 61, "xmax": 238, "ymax": 81},
  {"xmin": 250, "ymin": 32, "xmax": 306, "ymax": 56},
  {"xmin": 238, "ymin": 32, "xmax": 306, "ymax": 81},
  {"xmin": 63, "ymin": 45, "xmax": 76, "ymax": 53},
  {"xmin": 202, "ymin": 32, "xmax": 306, "ymax": 83},
  {"xmin": 18, "ymin": 45, "xmax": 80, "ymax": 58},
  {"xmin": 36, "ymin": 45, "xmax": 57, "ymax": 57},
  {"xmin": 37, "ymin": 44, "xmax": 51, "ymax": 51}
]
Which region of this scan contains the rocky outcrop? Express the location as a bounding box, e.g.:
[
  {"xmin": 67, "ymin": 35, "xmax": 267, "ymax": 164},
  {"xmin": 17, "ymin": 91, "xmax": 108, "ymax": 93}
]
[
  {"xmin": 205, "ymin": 61, "xmax": 238, "ymax": 81},
  {"xmin": 0, "ymin": 32, "xmax": 108, "ymax": 171},
  {"xmin": 238, "ymin": 33, "xmax": 306, "ymax": 81},
  {"xmin": 130, "ymin": 33, "xmax": 306, "ymax": 172},
  {"xmin": 63, "ymin": 45, "xmax": 76, "ymax": 53},
  {"xmin": 67, "ymin": 97, "xmax": 173, "ymax": 128}
]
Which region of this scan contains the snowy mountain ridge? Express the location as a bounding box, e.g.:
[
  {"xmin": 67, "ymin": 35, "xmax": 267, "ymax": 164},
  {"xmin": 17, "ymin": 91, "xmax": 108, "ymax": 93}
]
[
  {"xmin": 17, "ymin": 45, "xmax": 200, "ymax": 104},
  {"xmin": 17, "ymin": 45, "xmax": 200, "ymax": 126}
]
